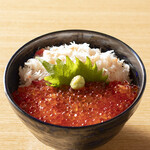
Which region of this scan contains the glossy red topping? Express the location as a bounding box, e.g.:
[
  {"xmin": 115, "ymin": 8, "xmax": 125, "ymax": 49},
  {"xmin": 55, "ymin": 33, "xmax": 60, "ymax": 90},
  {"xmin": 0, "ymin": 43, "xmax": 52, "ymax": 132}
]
[
  {"xmin": 35, "ymin": 48, "xmax": 45, "ymax": 56},
  {"xmin": 12, "ymin": 80, "xmax": 138, "ymax": 127}
]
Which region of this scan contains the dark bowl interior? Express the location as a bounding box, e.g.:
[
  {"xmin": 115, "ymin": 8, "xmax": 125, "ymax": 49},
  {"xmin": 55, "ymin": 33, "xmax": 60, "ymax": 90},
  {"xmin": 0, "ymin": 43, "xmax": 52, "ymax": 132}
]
[{"xmin": 4, "ymin": 30, "xmax": 146, "ymax": 150}]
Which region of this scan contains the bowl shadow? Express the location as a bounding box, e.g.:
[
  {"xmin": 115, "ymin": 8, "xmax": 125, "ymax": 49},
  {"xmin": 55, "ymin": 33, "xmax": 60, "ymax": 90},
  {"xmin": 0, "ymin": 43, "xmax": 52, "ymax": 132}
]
[{"xmin": 95, "ymin": 125, "xmax": 150, "ymax": 150}]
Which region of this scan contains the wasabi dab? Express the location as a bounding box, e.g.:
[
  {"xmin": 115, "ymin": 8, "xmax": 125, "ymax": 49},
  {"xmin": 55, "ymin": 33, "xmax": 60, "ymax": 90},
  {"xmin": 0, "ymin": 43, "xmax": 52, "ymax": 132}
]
[{"xmin": 70, "ymin": 75, "xmax": 85, "ymax": 90}]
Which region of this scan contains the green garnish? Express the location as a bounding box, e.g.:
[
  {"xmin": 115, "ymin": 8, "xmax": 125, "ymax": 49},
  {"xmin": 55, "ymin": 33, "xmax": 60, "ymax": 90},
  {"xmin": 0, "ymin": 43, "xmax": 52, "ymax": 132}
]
[{"xmin": 37, "ymin": 56, "xmax": 108, "ymax": 87}]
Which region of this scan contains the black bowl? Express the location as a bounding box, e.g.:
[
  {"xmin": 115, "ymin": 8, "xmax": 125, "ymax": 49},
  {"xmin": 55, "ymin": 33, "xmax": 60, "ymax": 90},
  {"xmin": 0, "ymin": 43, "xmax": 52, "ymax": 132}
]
[{"xmin": 4, "ymin": 30, "xmax": 146, "ymax": 150}]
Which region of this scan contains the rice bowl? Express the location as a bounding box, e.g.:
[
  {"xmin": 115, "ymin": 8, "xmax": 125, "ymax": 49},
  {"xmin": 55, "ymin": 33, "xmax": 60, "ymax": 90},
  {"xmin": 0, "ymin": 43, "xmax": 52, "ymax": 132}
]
[{"xmin": 4, "ymin": 30, "xmax": 146, "ymax": 150}]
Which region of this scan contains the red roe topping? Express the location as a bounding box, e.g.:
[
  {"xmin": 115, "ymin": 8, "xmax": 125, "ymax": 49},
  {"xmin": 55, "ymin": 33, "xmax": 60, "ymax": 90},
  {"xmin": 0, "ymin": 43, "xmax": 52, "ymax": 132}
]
[
  {"xmin": 12, "ymin": 80, "xmax": 138, "ymax": 127},
  {"xmin": 35, "ymin": 48, "xmax": 45, "ymax": 56}
]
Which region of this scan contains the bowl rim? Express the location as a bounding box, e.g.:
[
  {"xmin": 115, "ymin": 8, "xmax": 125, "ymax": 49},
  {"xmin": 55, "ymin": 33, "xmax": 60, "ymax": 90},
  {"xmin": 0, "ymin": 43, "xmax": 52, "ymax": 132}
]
[{"xmin": 4, "ymin": 29, "xmax": 146, "ymax": 129}]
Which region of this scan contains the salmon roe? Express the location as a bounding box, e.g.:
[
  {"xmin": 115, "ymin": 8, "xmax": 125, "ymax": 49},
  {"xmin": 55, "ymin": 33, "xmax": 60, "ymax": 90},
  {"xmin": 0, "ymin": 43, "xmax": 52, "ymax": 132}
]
[{"xmin": 12, "ymin": 80, "xmax": 138, "ymax": 127}]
